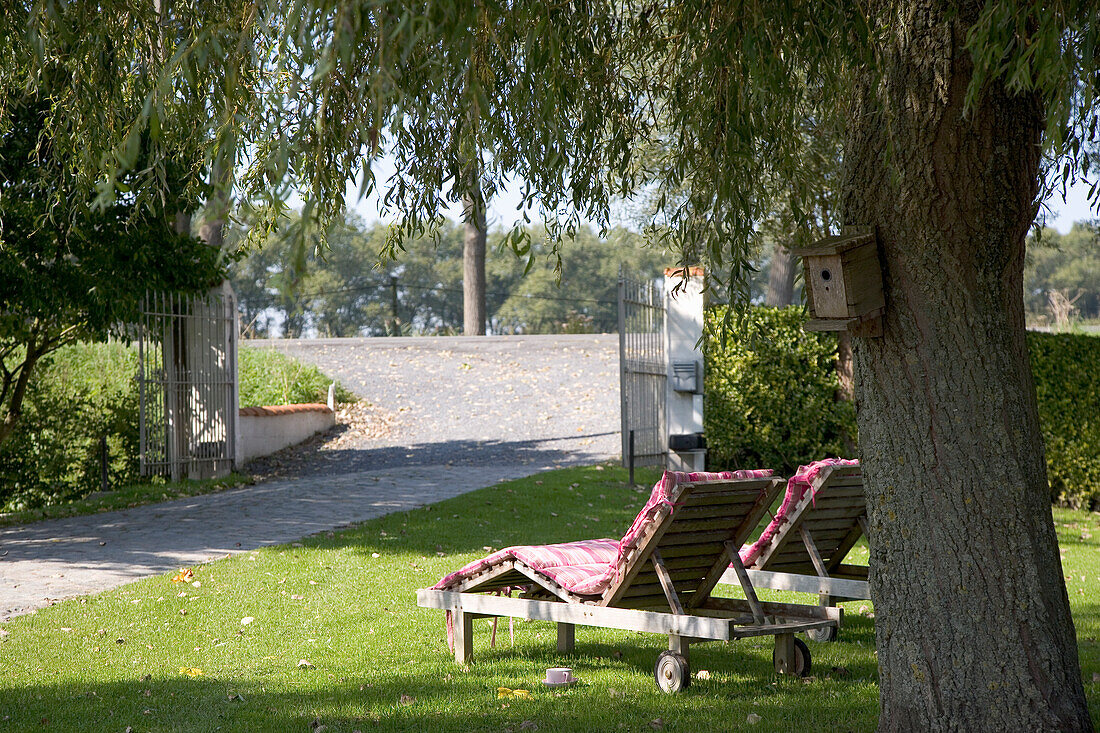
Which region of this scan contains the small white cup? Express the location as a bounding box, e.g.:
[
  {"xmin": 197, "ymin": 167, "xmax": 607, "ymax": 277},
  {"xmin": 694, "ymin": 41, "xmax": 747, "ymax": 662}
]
[{"xmin": 546, "ymin": 667, "xmax": 574, "ymax": 684}]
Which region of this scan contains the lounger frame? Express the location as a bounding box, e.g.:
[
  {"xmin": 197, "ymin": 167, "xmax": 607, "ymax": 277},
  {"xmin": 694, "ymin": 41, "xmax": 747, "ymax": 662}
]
[
  {"xmin": 418, "ymin": 476, "xmax": 841, "ymax": 675},
  {"xmin": 722, "ymin": 464, "xmax": 870, "ymax": 602}
]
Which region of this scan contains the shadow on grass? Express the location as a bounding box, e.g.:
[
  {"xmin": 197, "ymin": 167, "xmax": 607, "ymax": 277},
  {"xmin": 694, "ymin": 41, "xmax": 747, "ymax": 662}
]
[{"xmin": 0, "ymin": 632, "xmax": 881, "ymax": 733}]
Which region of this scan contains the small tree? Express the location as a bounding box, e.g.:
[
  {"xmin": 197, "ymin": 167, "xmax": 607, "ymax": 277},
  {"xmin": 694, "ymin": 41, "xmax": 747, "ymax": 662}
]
[{"xmin": 0, "ymin": 93, "xmax": 223, "ymax": 444}]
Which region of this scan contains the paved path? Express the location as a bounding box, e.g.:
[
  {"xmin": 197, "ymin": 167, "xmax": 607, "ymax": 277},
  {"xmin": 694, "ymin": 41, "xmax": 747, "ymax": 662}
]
[{"xmin": 1, "ymin": 335, "xmax": 622, "ymax": 620}]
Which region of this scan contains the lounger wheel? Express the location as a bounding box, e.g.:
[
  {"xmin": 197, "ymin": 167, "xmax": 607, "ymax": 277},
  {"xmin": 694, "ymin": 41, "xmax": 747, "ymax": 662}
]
[
  {"xmin": 773, "ymin": 638, "xmax": 812, "ymax": 677},
  {"xmin": 806, "ymin": 625, "xmax": 837, "ymax": 643},
  {"xmin": 654, "ymin": 651, "xmax": 691, "ymax": 693}
]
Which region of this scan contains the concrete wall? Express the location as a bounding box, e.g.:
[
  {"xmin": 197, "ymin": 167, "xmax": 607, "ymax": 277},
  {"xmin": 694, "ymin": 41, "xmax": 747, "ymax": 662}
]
[{"xmin": 237, "ymin": 404, "xmax": 335, "ymax": 464}]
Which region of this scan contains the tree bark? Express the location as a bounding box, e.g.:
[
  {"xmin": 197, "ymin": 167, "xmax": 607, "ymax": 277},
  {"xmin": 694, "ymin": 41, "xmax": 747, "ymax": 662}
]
[
  {"xmin": 765, "ymin": 243, "xmax": 795, "ymax": 306},
  {"xmin": 0, "ymin": 337, "xmax": 42, "ymax": 446},
  {"xmin": 843, "ymin": 2, "xmax": 1091, "ymax": 730},
  {"xmin": 463, "ymin": 183, "xmax": 487, "ymax": 336}
]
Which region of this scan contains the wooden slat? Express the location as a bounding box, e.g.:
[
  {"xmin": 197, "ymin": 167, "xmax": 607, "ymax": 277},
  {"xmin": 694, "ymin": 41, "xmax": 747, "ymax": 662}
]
[
  {"xmin": 701, "ymin": 596, "xmax": 843, "ymax": 623},
  {"xmin": 834, "ymin": 563, "xmax": 869, "ymax": 579},
  {"xmin": 741, "ymin": 569, "xmax": 870, "ymax": 599},
  {"xmin": 622, "ymin": 581, "xmax": 699, "ymax": 598},
  {"xmin": 662, "ymin": 517, "xmax": 754, "ymax": 533},
  {"xmin": 657, "ymin": 542, "xmax": 726, "ymax": 558},
  {"xmin": 679, "ymin": 492, "xmax": 771, "ymax": 508},
  {"xmin": 788, "ymin": 507, "xmax": 865, "ymax": 522},
  {"xmin": 798, "ymin": 517, "xmax": 866, "ymax": 533},
  {"xmin": 675, "ymin": 505, "xmax": 754, "ymax": 520},
  {"xmin": 655, "ymin": 530, "xmax": 734, "ymax": 546},
  {"xmin": 662, "ymin": 555, "xmax": 727, "ymax": 571},
  {"xmin": 629, "ymin": 568, "xmax": 710, "ymax": 586}
]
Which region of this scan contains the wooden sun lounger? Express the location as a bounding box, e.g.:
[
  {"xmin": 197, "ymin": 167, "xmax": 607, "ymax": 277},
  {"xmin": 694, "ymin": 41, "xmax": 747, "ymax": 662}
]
[
  {"xmin": 418, "ymin": 475, "xmax": 842, "ymax": 692},
  {"xmin": 720, "ymin": 464, "xmax": 869, "ymax": 641}
]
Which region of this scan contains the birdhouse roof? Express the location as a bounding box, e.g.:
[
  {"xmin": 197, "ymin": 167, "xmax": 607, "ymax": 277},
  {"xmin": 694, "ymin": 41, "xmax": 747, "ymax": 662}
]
[{"xmin": 790, "ymin": 230, "xmax": 875, "ymax": 257}]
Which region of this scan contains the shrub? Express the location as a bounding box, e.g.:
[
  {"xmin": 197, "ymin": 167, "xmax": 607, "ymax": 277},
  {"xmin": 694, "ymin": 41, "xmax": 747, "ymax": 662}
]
[
  {"xmin": 238, "ymin": 346, "xmax": 357, "ymax": 407},
  {"xmin": 0, "ymin": 343, "xmax": 142, "ymax": 511},
  {"xmin": 704, "ymin": 310, "xmax": 1100, "ymax": 509},
  {"xmin": 703, "ymin": 306, "xmax": 857, "ymax": 475},
  {"xmin": 0, "ymin": 342, "xmax": 356, "ymax": 511},
  {"xmin": 1028, "ymin": 331, "xmax": 1100, "ymax": 509}
]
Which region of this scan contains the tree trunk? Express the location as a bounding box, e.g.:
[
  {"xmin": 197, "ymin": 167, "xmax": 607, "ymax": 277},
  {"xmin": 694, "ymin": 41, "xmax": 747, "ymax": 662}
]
[
  {"xmin": 463, "ymin": 184, "xmax": 487, "ymax": 336},
  {"xmin": 843, "ymin": 3, "xmax": 1091, "ymax": 730},
  {"xmin": 765, "ymin": 243, "xmax": 795, "ymax": 306}
]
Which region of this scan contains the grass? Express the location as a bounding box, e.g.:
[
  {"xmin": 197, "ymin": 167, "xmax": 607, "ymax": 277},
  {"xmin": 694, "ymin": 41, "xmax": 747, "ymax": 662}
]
[
  {"xmin": 0, "ymin": 464, "xmax": 1096, "ymax": 732},
  {"xmin": 239, "ymin": 345, "xmax": 358, "ymax": 407},
  {"xmin": 0, "ymin": 474, "xmax": 253, "ymax": 528}
]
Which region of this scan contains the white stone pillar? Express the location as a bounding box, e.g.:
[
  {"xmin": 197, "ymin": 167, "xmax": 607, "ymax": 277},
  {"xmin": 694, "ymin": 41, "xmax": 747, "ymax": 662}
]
[{"xmin": 663, "ymin": 268, "xmax": 706, "ymax": 472}]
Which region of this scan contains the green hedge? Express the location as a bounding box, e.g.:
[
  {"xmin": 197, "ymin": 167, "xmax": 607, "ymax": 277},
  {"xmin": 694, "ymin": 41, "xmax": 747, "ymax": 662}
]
[
  {"xmin": 1028, "ymin": 332, "xmax": 1100, "ymax": 509},
  {"xmin": 704, "ymin": 307, "xmax": 1100, "ymax": 509},
  {"xmin": 0, "ymin": 343, "xmax": 142, "ymax": 511},
  {"xmin": 703, "ymin": 306, "xmax": 857, "ymax": 476},
  {"xmin": 238, "ymin": 346, "xmax": 357, "ymax": 407},
  {"xmin": 0, "ymin": 342, "xmax": 356, "ymax": 512}
]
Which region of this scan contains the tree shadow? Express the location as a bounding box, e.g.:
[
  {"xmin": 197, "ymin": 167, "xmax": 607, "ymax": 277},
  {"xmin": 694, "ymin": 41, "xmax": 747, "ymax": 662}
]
[
  {"xmin": 0, "ymin": 634, "xmax": 882, "ymax": 732},
  {"xmin": 244, "ymin": 432, "xmax": 621, "ymax": 478}
]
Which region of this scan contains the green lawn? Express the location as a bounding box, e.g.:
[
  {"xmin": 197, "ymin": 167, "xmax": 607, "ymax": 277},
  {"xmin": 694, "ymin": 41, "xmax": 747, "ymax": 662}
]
[{"xmin": 0, "ymin": 464, "xmax": 1096, "ymax": 731}]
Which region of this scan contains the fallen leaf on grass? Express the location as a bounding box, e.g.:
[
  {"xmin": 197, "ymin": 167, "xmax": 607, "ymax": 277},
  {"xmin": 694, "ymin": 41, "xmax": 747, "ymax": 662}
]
[
  {"xmin": 747, "ymin": 713, "xmax": 762, "ymax": 724},
  {"xmin": 297, "ymin": 660, "xmax": 315, "ymax": 669},
  {"xmin": 171, "ymin": 569, "xmax": 194, "ymax": 583},
  {"xmin": 399, "ymin": 694, "xmax": 416, "ymax": 705},
  {"xmin": 227, "ymin": 691, "xmax": 245, "ymax": 702},
  {"xmin": 241, "ymin": 617, "xmax": 254, "ymax": 625},
  {"xmin": 649, "ymin": 719, "xmax": 664, "ymax": 730},
  {"xmin": 179, "ymin": 667, "xmax": 203, "ymax": 677},
  {"xmin": 498, "ymin": 688, "xmax": 531, "ymax": 699},
  {"xmin": 291, "ymin": 594, "xmax": 305, "ymax": 600}
]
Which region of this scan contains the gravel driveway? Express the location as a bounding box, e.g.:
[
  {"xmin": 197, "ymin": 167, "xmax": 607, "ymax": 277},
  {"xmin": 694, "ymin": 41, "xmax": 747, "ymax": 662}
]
[{"xmin": 248, "ymin": 334, "xmax": 622, "ymax": 474}]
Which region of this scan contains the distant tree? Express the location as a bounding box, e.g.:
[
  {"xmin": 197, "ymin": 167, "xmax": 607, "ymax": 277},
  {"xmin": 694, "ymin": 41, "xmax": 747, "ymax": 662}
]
[
  {"xmin": 492, "ymin": 227, "xmax": 665, "ymax": 334},
  {"xmin": 1025, "ymin": 223, "xmax": 1100, "ymax": 325}
]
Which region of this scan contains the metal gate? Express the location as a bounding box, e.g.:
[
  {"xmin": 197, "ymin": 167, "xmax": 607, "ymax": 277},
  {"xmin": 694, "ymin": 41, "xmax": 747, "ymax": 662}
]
[
  {"xmin": 138, "ymin": 285, "xmax": 238, "ymax": 480},
  {"xmin": 618, "ymin": 271, "xmax": 667, "ymax": 468}
]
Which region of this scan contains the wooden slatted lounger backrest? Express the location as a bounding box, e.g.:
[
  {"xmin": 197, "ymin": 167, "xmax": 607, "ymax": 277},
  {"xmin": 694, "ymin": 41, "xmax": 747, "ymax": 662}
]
[
  {"xmin": 600, "ymin": 476, "xmax": 785, "ymax": 611},
  {"xmin": 753, "ymin": 465, "xmax": 865, "ymax": 575}
]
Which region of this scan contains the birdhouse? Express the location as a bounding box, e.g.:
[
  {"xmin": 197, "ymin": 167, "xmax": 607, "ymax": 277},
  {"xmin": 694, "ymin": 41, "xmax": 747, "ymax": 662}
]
[{"xmin": 792, "ymin": 227, "xmax": 885, "ymax": 337}]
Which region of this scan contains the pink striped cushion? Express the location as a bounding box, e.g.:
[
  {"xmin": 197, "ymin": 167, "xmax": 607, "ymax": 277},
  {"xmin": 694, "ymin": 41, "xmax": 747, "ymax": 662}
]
[
  {"xmin": 738, "ymin": 458, "xmax": 859, "ymax": 568},
  {"xmin": 433, "ymin": 469, "xmax": 775, "ymax": 597},
  {"xmin": 432, "ymin": 539, "xmax": 619, "ymax": 595}
]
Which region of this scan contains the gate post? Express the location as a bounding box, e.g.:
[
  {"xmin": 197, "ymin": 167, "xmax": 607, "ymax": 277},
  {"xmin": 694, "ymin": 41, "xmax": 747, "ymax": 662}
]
[{"xmin": 663, "ymin": 268, "xmax": 706, "ymax": 472}]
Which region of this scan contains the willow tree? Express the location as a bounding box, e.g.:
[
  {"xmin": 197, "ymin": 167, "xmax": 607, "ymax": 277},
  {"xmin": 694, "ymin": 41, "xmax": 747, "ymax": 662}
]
[{"xmin": 15, "ymin": 1, "xmax": 1098, "ymax": 729}]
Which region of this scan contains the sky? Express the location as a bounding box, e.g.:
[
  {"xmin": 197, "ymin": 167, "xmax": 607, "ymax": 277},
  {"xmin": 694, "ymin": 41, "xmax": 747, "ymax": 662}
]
[{"xmin": 342, "ymin": 167, "xmax": 1097, "ymax": 237}]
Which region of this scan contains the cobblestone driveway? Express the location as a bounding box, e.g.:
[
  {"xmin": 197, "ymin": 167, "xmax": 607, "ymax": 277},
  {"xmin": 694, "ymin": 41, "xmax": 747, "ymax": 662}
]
[{"xmin": 0, "ymin": 335, "xmax": 621, "ymax": 619}]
